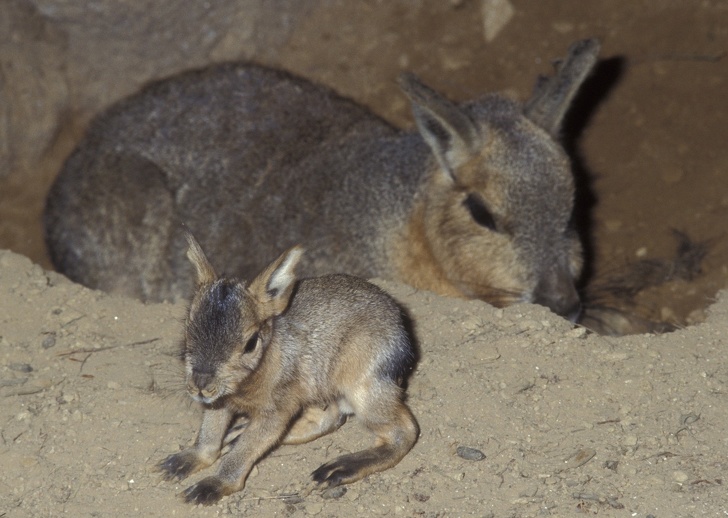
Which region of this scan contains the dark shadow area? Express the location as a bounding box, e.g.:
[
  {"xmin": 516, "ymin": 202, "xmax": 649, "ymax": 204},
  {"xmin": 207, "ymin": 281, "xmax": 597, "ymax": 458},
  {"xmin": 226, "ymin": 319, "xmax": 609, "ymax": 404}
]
[
  {"xmin": 398, "ymin": 303, "xmax": 421, "ymax": 394},
  {"xmin": 560, "ymin": 56, "xmax": 626, "ymax": 290}
]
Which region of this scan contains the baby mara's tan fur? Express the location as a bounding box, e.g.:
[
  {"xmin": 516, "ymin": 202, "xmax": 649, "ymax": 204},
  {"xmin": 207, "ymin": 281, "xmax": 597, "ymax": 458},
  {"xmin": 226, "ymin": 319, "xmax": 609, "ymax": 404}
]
[
  {"xmin": 157, "ymin": 233, "xmax": 418, "ymax": 505},
  {"xmin": 44, "ymin": 39, "xmax": 600, "ymax": 320}
]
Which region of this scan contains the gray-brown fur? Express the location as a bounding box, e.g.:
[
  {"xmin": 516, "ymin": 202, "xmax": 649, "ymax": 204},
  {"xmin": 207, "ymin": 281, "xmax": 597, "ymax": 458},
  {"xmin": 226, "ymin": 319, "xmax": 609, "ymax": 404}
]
[
  {"xmin": 44, "ymin": 39, "xmax": 600, "ymax": 319},
  {"xmin": 157, "ymin": 233, "xmax": 418, "ymax": 505}
]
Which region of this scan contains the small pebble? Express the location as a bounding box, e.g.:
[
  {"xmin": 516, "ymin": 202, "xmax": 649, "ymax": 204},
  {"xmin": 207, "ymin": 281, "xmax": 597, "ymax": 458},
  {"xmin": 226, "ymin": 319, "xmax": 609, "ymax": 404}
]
[
  {"xmin": 9, "ymin": 363, "xmax": 33, "ymax": 373},
  {"xmin": 321, "ymin": 486, "xmax": 347, "ymax": 499},
  {"xmin": 456, "ymin": 446, "xmax": 486, "ymax": 461},
  {"xmin": 623, "ymin": 435, "xmax": 638, "ymax": 447},
  {"xmin": 461, "ymin": 316, "xmax": 482, "ymax": 331},
  {"xmin": 566, "ymin": 327, "xmax": 587, "ymax": 339},
  {"xmin": 672, "ymin": 470, "xmax": 689, "ymax": 483},
  {"xmin": 41, "ymin": 334, "xmax": 57, "ymax": 349},
  {"xmin": 305, "ymin": 502, "xmax": 323, "ymax": 515},
  {"xmin": 446, "ymin": 470, "xmax": 464, "ymax": 481}
]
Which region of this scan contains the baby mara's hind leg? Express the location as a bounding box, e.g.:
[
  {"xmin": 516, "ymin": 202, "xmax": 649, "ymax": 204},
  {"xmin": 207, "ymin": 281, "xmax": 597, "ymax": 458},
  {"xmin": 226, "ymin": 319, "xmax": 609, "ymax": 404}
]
[
  {"xmin": 283, "ymin": 403, "xmax": 347, "ymax": 445},
  {"xmin": 311, "ymin": 386, "xmax": 418, "ymax": 488}
]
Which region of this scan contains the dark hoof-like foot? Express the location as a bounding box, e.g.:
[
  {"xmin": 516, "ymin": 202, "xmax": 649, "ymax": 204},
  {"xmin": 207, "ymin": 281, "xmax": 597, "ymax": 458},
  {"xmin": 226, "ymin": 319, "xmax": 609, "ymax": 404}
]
[
  {"xmin": 157, "ymin": 451, "xmax": 203, "ymax": 481},
  {"xmin": 182, "ymin": 476, "xmax": 229, "ymax": 505},
  {"xmin": 312, "ymin": 455, "xmax": 369, "ymax": 488}
]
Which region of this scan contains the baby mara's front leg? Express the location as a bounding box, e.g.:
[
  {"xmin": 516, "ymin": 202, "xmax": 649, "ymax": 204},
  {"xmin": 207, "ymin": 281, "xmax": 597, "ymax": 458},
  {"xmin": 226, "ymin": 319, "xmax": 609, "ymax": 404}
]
[
  {"xmin": 157, "ymin": 404, "xmax": 232, "ymax": 481},
  {"xmin": 181, "ymin": 413, "xmax": 291, "ymax": 505}
]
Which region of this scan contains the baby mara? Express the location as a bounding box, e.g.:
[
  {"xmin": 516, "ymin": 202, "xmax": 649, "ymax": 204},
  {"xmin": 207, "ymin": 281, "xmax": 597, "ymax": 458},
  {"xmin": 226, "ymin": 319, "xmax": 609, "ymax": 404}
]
[
  {"xmin": 158, "ymin": 233, "xmax": 418, "ymax": 505},
  {"xmin": 44, "ymin": 39, "xmax": 600, "ymax": 321}
]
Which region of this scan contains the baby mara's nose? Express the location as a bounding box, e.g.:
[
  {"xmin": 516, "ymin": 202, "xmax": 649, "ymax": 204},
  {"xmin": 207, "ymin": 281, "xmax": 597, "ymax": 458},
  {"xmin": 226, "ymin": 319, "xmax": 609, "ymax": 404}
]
[{"xmin": 190, "ymin": 369, "xmax": 217, "ymax": 398}]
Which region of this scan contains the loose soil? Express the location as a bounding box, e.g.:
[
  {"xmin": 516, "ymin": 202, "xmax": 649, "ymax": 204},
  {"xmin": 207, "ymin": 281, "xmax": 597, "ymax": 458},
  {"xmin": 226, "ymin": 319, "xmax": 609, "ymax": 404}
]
[
  {"xmin": 1, "ymin": 1, "xmax": 727, "ymax": 516},
  {"xmin": 1, "ymin": 250, "xmax": 727, "ymax": 516}
]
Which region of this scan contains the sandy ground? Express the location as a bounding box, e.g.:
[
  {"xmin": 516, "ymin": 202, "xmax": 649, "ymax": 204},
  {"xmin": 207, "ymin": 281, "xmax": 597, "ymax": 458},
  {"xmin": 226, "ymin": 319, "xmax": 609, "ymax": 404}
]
[
  {"xmin": 2, "ymin": 1, "xmax": 728, "ymax": 517},
  {"xmin": 1, "ymin": 249, "xmax": 727, "ymax": 517}
]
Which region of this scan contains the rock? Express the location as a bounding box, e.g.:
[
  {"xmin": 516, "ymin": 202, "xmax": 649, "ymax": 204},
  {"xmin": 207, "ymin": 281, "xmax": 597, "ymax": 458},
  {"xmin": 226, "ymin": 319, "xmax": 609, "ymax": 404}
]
[
  {"xmin": 0, "ymin": 0, "xmax": 69, "ymax": 179},
  {"xmin": 456, "ymin": 446, "xmax": 486, "ymax": 461},
  {"xmin": 672, "ymin": 470, "xmax": 689, "ymax": 483},
  {"xmin": 41, "ymin": 333, "xmax": 57, "ymax": 349},
  {"xmin": 322, "ymin": 486, "xmax": 347, "ymax": 499},
  {"xmin": 481, "ymin": 0, "xmax": 514, "ymax": 42}
]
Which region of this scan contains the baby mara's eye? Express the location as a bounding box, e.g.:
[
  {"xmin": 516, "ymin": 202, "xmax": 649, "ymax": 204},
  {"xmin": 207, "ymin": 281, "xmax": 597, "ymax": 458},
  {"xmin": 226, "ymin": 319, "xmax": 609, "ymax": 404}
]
[
  {"xmin": 243, "ymin": 331, "xmax": 259, "ymax": 354},
  {"xmin": 463, "ymin": 193, "xmax": 496, "ymax": 231}
]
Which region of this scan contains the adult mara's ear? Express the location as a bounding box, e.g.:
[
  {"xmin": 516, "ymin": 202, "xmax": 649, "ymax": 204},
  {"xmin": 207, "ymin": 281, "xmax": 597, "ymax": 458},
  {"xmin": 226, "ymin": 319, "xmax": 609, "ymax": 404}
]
[
  {"xmin": 248, "ymin": 246, "xmax": 304, "ymax": 318},
  {"xmin": 399, "ymin": 73, "xmax": 480, "ymax": 180},
  {"xmin": 523, "ymin": 38, "xmax": 601, "ymax": 137},
  {"xmin": 184, "ymin": 230, "xmax": 217, "ymax": 286}
]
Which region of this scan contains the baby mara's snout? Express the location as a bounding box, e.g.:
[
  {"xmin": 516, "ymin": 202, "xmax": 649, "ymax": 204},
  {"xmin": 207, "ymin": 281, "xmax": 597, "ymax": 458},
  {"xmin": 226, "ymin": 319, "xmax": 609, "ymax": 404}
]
[{"xmin": 187, "ymin": 367, "xmax": 221, "ymax": 404}]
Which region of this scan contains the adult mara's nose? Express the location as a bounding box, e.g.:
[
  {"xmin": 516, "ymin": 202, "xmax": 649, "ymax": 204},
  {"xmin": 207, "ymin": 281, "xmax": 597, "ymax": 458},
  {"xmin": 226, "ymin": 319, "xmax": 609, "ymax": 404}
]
[{"xmin": 532, "ymin": 267, "xmax": 582, "ymax": 322}]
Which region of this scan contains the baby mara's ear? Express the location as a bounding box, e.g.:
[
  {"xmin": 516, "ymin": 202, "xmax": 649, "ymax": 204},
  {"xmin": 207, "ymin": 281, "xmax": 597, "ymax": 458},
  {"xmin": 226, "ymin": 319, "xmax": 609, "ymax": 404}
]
[
  {"xmin": 248, "ymin": 246, "xmax": 304, "ymax": 318},
  {"xmin": 185, "ymin": 230, "xmax": 217, "ymax": 286}
]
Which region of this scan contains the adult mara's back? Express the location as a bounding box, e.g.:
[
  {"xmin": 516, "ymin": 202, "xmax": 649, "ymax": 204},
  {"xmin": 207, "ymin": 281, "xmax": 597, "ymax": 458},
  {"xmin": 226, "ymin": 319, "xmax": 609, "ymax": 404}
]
[{"xmin": 44, "ymin": 39, "xmax": 600, "ymax": 320}]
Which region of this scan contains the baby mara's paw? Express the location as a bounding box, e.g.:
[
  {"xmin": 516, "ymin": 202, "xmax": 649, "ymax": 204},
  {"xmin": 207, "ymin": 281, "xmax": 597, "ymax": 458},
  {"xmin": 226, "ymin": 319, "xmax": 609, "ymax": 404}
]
[
  {"xmin": 182, "ymin": 475, "xmax": 231, "ymax": 505},
  {"xmin": 157, "ymin": 450, "xmax": 206, "ymax": 481}
]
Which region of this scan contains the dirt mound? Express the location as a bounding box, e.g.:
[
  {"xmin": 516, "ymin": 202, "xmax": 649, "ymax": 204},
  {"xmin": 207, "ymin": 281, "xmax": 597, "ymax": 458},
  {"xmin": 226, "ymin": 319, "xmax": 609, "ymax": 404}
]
[{"xmin": 2, "ymin": 249, "xmax": 726, "ymax": 516}]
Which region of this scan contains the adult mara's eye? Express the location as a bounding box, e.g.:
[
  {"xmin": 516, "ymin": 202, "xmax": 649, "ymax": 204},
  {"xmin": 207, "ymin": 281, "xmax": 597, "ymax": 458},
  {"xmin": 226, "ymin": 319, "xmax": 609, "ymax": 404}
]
[
  {"xmin": 463, "ymin": 193, "xmax": 496, "ymax": 231},
  {"xmin": 244, "ymin": 332, "xmax": 259, "ymax": 354}
]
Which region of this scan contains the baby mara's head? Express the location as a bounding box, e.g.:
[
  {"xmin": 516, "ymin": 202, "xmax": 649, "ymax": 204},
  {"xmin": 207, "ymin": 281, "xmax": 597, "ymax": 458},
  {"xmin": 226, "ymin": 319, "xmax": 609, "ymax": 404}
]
[
  {"xmin": 181, "ymin": 231, "xmax": 302, "ymax": 404},
  {"xmin": 183, "ymin": 279, "xmax": 264, "ymax": 404}
]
